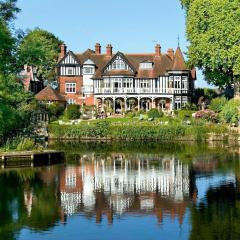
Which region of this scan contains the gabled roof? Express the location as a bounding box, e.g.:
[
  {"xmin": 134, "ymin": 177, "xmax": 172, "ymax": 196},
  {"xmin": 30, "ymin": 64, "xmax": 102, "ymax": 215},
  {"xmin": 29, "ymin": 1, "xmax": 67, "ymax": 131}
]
[
  {"xmin": 171, "ymin": 47, "xmax": 187, "ymax": 71},
  {"xmin": 83, "ymin": 59, "xmax": 95, "ymax": 65},
  {"xmin": 102, "ymin": 51, "xmax": 137, "ymax": 73},
  {"xmin": 35, "ymin": 86, "xmax": 66, "ymax": 102},
  {"xmin": 58, "ymin": 51, "xmax": 81, "ymax": 65}
]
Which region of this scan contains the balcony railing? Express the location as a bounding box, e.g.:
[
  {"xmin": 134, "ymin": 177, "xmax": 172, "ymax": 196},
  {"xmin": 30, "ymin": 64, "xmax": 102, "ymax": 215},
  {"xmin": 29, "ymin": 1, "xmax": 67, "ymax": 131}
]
[
  {"xmin": 94, "ymin": 88, "xmax": 189, "ymax": 94},
  {"xmin": 82, "ymin": 85, "xmax": 94, "ymax": 93}
]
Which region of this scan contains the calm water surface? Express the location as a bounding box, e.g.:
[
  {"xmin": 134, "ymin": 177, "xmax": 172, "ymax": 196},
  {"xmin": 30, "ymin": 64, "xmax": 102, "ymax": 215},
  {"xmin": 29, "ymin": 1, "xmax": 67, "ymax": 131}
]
[{"xmin": 1, "ymin": 141, "xmax": 240, "ymax": 240}]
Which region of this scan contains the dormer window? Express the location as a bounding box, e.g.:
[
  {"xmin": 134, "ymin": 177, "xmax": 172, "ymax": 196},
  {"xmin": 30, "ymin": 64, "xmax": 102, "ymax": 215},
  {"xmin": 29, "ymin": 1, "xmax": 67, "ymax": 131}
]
[
  {"xmin": 112, "ymin": 59, "xmax": 126, "ymax": 70},
  {"xmin": 140, "ymin": 62, "xmax": 153, "ymax": 69},
  {"xmin": 83, "ymin": 66, "xmax": 95, "ymax": 74},
  {"xmin": 83, "ymin": 59, "xmax": 95, "ymax": 75}
]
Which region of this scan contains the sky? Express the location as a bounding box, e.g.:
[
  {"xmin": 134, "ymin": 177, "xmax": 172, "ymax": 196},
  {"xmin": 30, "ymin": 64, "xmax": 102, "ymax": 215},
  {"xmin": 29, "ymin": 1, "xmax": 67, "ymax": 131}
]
[{"xmin": 14, "ymin": 0, "xmax": 210, "ymax": 88}]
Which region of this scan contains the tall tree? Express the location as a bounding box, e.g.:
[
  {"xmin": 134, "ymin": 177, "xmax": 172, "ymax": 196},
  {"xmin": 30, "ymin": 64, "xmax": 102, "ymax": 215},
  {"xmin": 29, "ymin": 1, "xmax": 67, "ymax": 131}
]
[
  {"xmin": 0, "ymin": 19, "xmax": 15, "ymax": 73},
  {"xmin": 0, "ymin": 74, "xmax": 33, "ymax": 144},
  {"xmin": 181, "ymin": 0, "xmax": 240, "ymax": 88},
  {"xmin": 0, "ymin": 0, "xmax": 20, "ymax": 23},
  {"xmin": 17, "ymin": 29, "xmax": 63, "ymax": 81}
]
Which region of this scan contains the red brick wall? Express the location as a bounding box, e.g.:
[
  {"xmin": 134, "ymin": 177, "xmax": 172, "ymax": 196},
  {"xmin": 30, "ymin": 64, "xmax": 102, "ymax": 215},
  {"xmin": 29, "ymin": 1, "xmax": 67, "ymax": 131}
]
[
  {"xmin": 84, "ymin": 95, "xmax": 95, "ymax": 105},
  {"xmin": 58, "ymin": 76, "xmax": 95, "ymax": 106},
  {"xmin": 59, "ymin": 76, "xmax": 83, "ymax": 105}
]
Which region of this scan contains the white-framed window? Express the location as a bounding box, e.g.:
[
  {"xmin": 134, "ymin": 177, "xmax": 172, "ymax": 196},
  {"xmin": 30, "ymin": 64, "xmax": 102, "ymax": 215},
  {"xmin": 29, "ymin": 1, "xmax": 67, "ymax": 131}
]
[
  {"xmin": 168, "ymin": 76, "xmax": 174, "ymax": 88},
  {"xmin": 139, "ymin": 79, "xmax": 151, "ymax": 88},
  {"xmin": 67, "ymin": 67, "xmax": 74, "ymax": 75},
  {"xmin": 182, "ymin": 76, "xmax": 188, "ymax": 89},
  {"xmin": 104, "ymin": 78, "xmax": 111, "ymax": 88},
  {"xmin": 112, "ymin": 59, "xmax": 126, "ymax": 70},
  {"xmin": 113, "ymin": 78, "xmax": 122, "ymax": 90},
  {"xmin": 68, "ymin": 98, "xmax": 76, "ymax": 104},
  {"xmin": 174, "ymin": 76, "xmax": 181, "ymax": 89},
  {"xmin": 175, "ymin": 96, "xmax": 182, "ymax": 109},
  {"xmin": 123, "ymin": 78, "xmax": 133, "ymax": 88},
  {"xmin": 83, "ymin": 66, "xmax": 94, "ymax": 74},
  {"xmin": 140, "ymin": 62, "xmax": 153, "ymax": 69},
  {"xmin": 65, "ymin": 83, "xmax": 76, "ymax": 93}
]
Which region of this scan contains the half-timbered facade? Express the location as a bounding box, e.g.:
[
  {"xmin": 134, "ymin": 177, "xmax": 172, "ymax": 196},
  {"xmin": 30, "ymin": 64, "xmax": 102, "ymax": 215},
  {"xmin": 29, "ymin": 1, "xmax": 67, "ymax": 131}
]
[{"xmin": 57, "ymin": 43, "xmax": 196, "ymax": 111}]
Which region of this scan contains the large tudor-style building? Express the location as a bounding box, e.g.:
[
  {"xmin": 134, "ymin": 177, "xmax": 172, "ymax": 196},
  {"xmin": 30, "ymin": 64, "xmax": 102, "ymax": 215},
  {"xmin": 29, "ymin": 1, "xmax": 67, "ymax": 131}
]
[{"xmin": 57, "ymin": 43, "xmax": 196, "ymax": 112}]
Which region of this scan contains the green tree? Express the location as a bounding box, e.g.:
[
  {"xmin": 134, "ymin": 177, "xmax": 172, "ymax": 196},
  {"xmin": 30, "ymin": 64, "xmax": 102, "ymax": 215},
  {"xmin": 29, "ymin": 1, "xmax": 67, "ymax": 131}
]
[
  {"xmin": 0, "ymin": 74, "xmax": 33, "ymax": 144},
  {"xmin": 0, "ymin": 19, "xmax": 15, "ymax": 73},
  {"xmin": 181, "ymin": 0, "xmax": 240, "ymax": 88},
  {"xmin": 0, "ymin": 0, "xmax": 20, "ymax": 23},
  {"xmin": 17, "ymin": 28, "xmax": 63, "ymax": 81}
]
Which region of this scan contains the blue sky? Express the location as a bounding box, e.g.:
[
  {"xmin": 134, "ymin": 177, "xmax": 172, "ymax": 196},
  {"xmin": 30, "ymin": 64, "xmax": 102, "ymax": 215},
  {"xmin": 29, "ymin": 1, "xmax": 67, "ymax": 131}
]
[{"xmin": 15, "ymin": 0, "xmax": 210, "ymax": 87}]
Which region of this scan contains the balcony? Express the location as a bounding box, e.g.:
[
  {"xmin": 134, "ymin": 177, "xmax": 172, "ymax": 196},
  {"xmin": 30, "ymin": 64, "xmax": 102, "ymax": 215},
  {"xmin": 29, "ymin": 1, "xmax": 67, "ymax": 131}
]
[
  {"xmin": 94, "ymin": 88, "xmax": 189, "ymax": 95},
  {"xmin": 82, "ymin": 85, "xmax": 94, "ymax": 93}
]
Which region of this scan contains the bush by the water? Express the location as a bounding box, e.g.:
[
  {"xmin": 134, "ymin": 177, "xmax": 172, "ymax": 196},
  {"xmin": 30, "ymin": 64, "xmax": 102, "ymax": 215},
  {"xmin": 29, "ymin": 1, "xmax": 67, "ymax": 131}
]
[
  {"xmin": 220, "ymin": 99, "xmax": 240, "ymax": 124},
  {"xmin": 1, "ymin": 137, "xmax": 40, "ymax": 152},
  {"xmin": 177, "ymin": 110, "xmax": 194, "ymax": 121},
  {"xmin": 195, "ymin": 109, "xmax": 217, "ymax": 122},
  {"xmin": 147, "ymin": 108, "xmax": 163, "ymax": 119},
  {"xmin": 209, "ymin": 97, "xmax": 227, "ymax": 113},
  {"xmin": 64, "ymin": 104, "xmax": 81, "ymax": 120}
]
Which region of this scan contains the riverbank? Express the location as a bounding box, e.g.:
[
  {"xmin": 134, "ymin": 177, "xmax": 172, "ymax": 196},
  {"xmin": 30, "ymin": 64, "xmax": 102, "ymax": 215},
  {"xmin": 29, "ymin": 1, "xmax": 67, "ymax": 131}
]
[{"xmin": 48, "ymin": 120, "xmax": 240, "ymax": 142}]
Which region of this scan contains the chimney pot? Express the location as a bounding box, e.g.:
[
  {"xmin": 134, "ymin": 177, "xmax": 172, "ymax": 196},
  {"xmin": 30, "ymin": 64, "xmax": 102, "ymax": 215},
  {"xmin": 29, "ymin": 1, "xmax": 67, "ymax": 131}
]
[
  {"xmin": 60, "ymin": 44, "xmax": 67, "ymax": 59},
  {"xmin": 106, "ymin": 44, "xmax": 113, "ymax": 57},
  {"xmin": 95, "ymin": 43, "xmax": 101, "ymax": 54},
  {"xmin": 167, "ymin": 48, "xmax": 174, "ymax": 60},
  {"xmin": 155, "ymin": 44, "xmax": 161, "ymax": 57}
]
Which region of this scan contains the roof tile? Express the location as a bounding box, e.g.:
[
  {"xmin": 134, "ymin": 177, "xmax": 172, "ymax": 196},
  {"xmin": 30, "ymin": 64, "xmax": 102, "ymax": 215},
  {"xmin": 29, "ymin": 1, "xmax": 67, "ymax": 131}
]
[{"xmin": 35, "ymin": 86, "xmax": 66, "ymax": 101}]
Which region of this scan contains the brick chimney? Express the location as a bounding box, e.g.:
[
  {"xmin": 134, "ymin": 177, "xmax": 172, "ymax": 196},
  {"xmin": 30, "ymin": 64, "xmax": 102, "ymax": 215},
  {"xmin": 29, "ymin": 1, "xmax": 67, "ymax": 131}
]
[
  {"xmin": 95, "ymin": 43, "xmax": 101, "ymax": 54},
  {"xmin": 167, "ymin": 48, "xmax": 174, "ymax": 60},
  {"xmin": 155, "ymin": 44, "xmax": 161, "ymax": 57},
  {"xmin": 106, "ymin": 44, "xmax": 113, "ymax": 57},
  {"xmin": 60, "ymin": 44, "xmax": 67, "ymax": 59}
]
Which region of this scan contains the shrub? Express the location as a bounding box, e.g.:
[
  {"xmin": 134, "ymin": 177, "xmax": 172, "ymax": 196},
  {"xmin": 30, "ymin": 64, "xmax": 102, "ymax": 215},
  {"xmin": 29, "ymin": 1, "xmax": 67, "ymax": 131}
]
[
  {"xmin": 16, "ymin": 138, "xmax": 36, "ymax": 151},
  {"xmin": 46, "ymin": 103, "xmax": 65, "ymax": 121},
  {"xmin": 194, "ymin": 109, "xmax": 217, "ymax": 122},
  {"xmin": 182, "ymin": 103, "xmax": 197, "ymax": 110},
  {"xmin": 64, "ymin": 104, "xmax": 80, "ymax": 120},
  {"xmin": 209, "ymin": 97, "xmax": 227, "ymax": 113},
  {"xmin": 177, "ymin": 110, "xmax": 194, "ymax": 121},
  {"xmin": 126, "ymin": 112, "xmax": 136, "ymax": 118},
  {"xmin": 147, "ymin": 108, "xmax": 162, "ymax": 119},
  {"xmin": 220, "ymin": 99, "xmax": 240, "ymax": 124},
  {"xmin": 1, "ymin": 137, "xmax": 40, "ymax": 152}
]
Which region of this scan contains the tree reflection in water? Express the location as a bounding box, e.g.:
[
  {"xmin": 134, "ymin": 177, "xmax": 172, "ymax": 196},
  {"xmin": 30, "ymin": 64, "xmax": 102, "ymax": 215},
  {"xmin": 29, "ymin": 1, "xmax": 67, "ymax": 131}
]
[{"xmin": 0, "ymin": 167, "xmax": 62, "ymax": 240}]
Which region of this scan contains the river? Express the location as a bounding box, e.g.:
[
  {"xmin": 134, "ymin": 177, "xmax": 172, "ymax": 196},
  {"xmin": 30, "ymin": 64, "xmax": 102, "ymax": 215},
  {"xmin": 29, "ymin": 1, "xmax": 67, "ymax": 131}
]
[{"xmin": 0, "ymin": 141, "xmax": 240, "ymax": 240}]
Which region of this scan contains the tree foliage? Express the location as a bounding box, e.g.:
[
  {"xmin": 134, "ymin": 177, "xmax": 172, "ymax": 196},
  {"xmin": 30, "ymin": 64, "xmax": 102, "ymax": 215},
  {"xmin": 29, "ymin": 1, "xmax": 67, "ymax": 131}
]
[
  {"xmin": 181, "ymin": 0, "xmax": 240, "ymax": 87},
  {"xmin": 0, "ymin": 0, "xmax": 20, "ymax": 23},
  {"xmin": 17, "ymin": 29, "xmax": 63, "ymax": 81},
  {"xmin": 0, "ymin": 19, "xmax": 15, "ymax": 73},
  {"xmin": 0, "ymin": 74, "xmax": 33, "ymax": 144}
]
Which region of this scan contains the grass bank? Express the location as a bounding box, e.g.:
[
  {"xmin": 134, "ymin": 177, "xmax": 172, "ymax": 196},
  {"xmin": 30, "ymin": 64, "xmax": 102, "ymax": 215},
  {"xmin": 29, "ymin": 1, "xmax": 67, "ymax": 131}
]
[{"xmin": 48, "ymin": 120, "xmax": 238, "ymax": 141}]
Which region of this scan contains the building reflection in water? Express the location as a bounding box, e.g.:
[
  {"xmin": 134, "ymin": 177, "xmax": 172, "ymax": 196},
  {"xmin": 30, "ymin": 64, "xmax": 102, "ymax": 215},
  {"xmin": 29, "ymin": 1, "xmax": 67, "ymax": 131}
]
[{"xmin": 60, "ymin": 153, "xmax": 195, "ymax": 225}]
